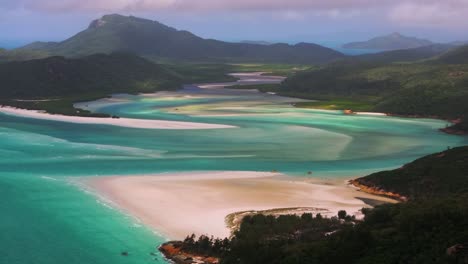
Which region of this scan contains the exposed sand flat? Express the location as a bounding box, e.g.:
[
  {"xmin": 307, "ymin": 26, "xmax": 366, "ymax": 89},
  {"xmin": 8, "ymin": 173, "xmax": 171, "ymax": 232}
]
[
  {"xmin": 355, "ymin": 112, "xmax": 387, "ymax": 116},
  {"xmin": 81, "ymin": 171, "xmax": 397, "ymax": 240},
  {"xmin": 0, "ymin": 106, "xmax": 236, "ymax": 130}
]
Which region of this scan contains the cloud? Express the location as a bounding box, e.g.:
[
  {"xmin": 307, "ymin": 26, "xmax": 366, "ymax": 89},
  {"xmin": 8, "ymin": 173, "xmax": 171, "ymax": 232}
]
[
  {"xmin": 2, "ymin": 0, "xmax": 468, "ymax": 29},
  {"xmin": 1, "ymin": 0, "xmax": 389, "ymax": 13},
  {"xmin": 389, "ymin": 1, "xmax": 468, "ymax": 27}
]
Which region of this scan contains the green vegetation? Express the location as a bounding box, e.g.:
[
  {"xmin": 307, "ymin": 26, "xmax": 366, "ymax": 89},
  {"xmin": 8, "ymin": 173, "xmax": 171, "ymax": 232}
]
[
  {"xmin": 19, "ymin": 14, "xmax": 345, "ymax": 64},
  {"xmin": 0, "ymin": 48, "xmax": 49, "ymax": 63},
  {"xmin": 219, "ymin": 197, "xmax": 468, "ymax": 264},
  {"xmin": 176, "ymin": 197, "xmax": 468, "ymax": 264},
  {"xmin": 282, "ymin": 52, "xmax": 468, "ymax": 128},
  {"xmin": 437, "ymin": 45, "xmax": 468, "ymax": 64},
  {"xmin": 0, "ymin": 96, "xmax": 111, "ymax": 117},
  {"xmin": 294, "ymin": 99, "xmax": 374, "ymax": 111},
  {"xmin": 166, "ymin": 63, "xmax": 237, "ymax": 83},
  {"xmin": 350, "ymin": 44, "xmax": 454, "ymax": 64},
  {"xmin": 353, "ymin": 146, "xmax": 468, "ymax": 200},
  {"xmin": 0, "ymin": 50, "xmax": 308, "ymax": 116},
  {"xmin": 172, "ymin": 147, "xmax": 468, "ymax": 263},
  {"xmin": 0, "ymin": 53, "xmax": 182, "ymax": 116},
  {"xmin": 165, "ymin": 63, "xmax": 306, "ymax": 84}
]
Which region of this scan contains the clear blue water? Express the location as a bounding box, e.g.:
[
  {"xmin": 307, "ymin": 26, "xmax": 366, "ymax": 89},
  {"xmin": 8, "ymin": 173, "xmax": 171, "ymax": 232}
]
[{"xmin": 1, "ymin": 87, "xmax": 467, "ymax": 264}]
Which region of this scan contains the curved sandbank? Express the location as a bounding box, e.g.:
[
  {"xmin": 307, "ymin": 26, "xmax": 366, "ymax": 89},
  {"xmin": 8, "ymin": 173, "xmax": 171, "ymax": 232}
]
[
  {"xmin": 0, "ymin": 106, "xmax": 236, "ymax": 130},
  {"xmin": 79, "ymin": 171, "xmax": 397, "ymax": 240}
]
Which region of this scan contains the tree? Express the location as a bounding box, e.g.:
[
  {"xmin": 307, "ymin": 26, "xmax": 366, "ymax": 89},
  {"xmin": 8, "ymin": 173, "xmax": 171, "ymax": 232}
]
[{"xmin": 338, "ymin": 210, "xmax": 347, "ymax": 220}]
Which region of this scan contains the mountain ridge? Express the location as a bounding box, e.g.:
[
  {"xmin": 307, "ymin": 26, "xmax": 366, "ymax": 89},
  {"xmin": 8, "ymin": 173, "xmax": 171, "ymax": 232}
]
[
  {"xmin": 343, "ymin": 32, "xmax": 433, "ymax": 50},
  {"xmin": 19, "ymin": 14, "xmax": 344, "ymax": 64}
]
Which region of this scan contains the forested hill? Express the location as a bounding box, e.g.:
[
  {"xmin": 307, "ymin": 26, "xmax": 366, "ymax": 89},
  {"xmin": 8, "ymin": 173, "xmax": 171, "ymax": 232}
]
[
  {"xmin": 280, "ymin": 45, "xmax": 468, "ymax": 131},
  {"xmin": 0, "ymin": 52, "xmax": 181, "ymax": 99},
  {"xmin": 437, "ymin": 45, "xmax": 468, "ymax": 64},
  {"xmin": 351, "ymin": 146, "xmax": 468, "ymax": 200},
  {"xmin": 18, "ymin": 14, "xmax": 345, "ymax": 64}
]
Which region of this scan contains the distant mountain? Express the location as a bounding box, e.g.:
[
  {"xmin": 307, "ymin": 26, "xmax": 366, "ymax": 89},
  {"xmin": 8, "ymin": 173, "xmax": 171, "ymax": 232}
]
[
  {"xmin": 19, "ymin": 14, "xmax": 344, "ymax": 64},
  {"xmin": 239, "ymin": 40, "xmax": 272, "ymax": 45},
  {"xmin": 343, "ymin": 32, "xmax": 433, "ymax": 50},
  {"xmin": 0, "ymin": 52, "xmax": 181, "ymax": 99},
  {"xmin": 352, "ymin": 44, "xmax": 454, "ymax": 63}
]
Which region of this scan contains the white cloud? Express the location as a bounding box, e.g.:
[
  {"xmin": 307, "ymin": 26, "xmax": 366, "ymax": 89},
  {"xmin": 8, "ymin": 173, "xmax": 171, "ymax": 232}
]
[
  {"xmin": 1, "ymin": 0, "xmax": 468, "ymax": 29},
  {"xmin": 389, "ymin": 1, "xmax": 468, "ymax": 27},
  {"xmin": 1, "ymin": 0, "xmax": 389, "ymax": 12}
]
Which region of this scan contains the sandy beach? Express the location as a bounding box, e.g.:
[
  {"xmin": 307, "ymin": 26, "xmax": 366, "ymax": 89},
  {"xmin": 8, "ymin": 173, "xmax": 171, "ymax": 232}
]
[
  {"xmin": 0, "ymin": 106, "xmax": 236, "ymax": 130},
  {"xmin": 80, "ymin": 171, "xmax": 397, "ymax": 240}
]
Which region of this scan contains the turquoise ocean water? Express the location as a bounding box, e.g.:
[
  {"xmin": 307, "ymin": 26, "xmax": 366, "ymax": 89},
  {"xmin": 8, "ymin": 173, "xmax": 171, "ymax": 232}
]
[{"xmin": 1, "ymin": 86, "xmax": 467, "ymax": 264}]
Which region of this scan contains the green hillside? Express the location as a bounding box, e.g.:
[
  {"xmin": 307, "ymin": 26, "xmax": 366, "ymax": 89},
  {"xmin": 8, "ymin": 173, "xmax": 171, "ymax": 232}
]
[
  {"xmin": 0, "ymin": 53, "xmax": 182, "ymax": 116},
  {"xmin": 437, "ymin": 45, "xmax": 468, "ymax": 64},
  {"xmin": 0, "ymin": 48, "xmax": 49, "ymax": 63},
  {"xmin": 19, "ymin": 14, "xmax": 345, "ymax": 64},
  {"xmin": 280, "ymin": 47, "xmax": 468, "ymax": 129},
  {"xmin": 349, "ymin": 44, "xmax": 454, "ymax": 64},
  {"xmin": 352, "ymin": 146, "xmax": 468, "ymax": 200}
]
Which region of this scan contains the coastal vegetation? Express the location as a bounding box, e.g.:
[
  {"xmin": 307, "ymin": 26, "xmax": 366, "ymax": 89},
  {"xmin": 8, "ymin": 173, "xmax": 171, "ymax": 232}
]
[
  {"xmin": 0, "ymin": 52, "xmax": 182, "ymax": 116},
  {"xmin": 294, "ymin": 99, "xmax": 374, "ymax": 111},
  {"xmin": 279, "ymin": 47, "xmax": 468, "ymax": 132},
  {"xmin": 162, "ymin": 147, "xmax": 468, "ymax": 264},
  {"xmin": 350, "ymin": 146, "xmax": 468, "ymax": 200}
]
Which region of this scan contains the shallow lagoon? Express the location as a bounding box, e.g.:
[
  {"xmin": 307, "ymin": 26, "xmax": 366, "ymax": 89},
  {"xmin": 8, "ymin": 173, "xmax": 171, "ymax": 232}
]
[{"xmin": 1, "ymin": 84, "xmax": 467, "ymax": 264}]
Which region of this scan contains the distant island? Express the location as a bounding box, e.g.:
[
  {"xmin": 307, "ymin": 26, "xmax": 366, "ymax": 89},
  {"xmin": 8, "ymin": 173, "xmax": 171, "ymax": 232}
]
[{"xmin": 343, "ymin": 32, "xmax": 433, "ymax": 50}]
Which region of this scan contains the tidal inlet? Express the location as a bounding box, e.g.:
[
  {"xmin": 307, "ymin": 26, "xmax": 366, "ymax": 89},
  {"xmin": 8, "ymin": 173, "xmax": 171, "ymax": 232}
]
[
  {"xmin": 1, "ymin": 74, "xmax": 466, "ymax": 264},
  {"xmin": 1, "ymin": 6, "xmax": 468, "ymax": 264}
]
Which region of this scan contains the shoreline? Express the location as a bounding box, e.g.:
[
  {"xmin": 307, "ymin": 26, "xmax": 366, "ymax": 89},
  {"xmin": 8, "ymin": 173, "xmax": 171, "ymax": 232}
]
[
  {"xmin": 348, "ymin": 179, "xmax": 407, "ymax": 201},
  {"xmin": 78, "ymin": 171, "xmax": 398, "ymax": 240},
  {"xmin": 0, "ymin": 106, "xmax": 236, "ymax": 130}
]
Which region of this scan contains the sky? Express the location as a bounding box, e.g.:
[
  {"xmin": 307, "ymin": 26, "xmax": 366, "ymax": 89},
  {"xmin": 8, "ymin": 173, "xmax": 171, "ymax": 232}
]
[{"xmin": 1, "ymin": 0, "xmax": 468, "ymax": 48}]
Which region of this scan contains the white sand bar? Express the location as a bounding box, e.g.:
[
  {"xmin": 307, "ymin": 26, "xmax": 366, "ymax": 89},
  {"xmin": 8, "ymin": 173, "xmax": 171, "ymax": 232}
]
[
  {"xmin": 0, "ymin": 106, "xmax": 236, "ymax": 130},
  {"xmin": 82, "ymin": 171, "xmax": 396, "ymax": 240}
]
